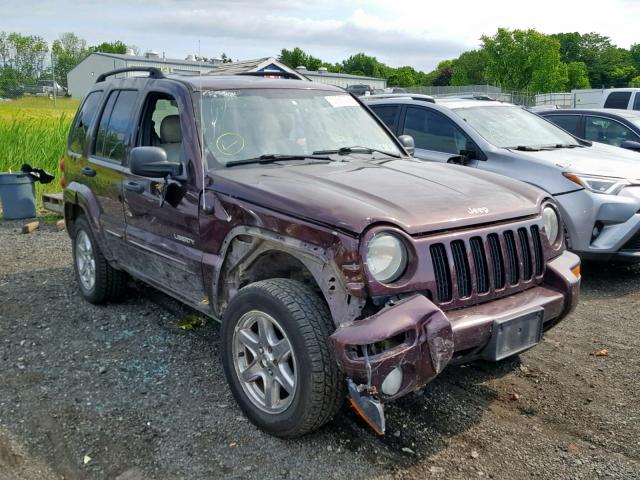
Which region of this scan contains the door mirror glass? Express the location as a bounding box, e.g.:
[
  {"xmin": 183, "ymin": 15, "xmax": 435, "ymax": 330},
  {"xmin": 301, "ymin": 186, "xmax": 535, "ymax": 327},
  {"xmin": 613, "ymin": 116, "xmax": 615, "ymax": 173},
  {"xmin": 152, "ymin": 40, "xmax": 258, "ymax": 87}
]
[
  {"xmin": 398, "ymin": 135, "xmax": 415, "ymax": 156},
  {"xmin": 621, "ymin": 140, "xmax": 640, "ymax": 151},
  {"xmin": 130, "ymin": 147, "xmax": 182, "ymax": 178},
  {"xmin": 459, "ymin": 149, "xmax": 479, "ymax": 160}
]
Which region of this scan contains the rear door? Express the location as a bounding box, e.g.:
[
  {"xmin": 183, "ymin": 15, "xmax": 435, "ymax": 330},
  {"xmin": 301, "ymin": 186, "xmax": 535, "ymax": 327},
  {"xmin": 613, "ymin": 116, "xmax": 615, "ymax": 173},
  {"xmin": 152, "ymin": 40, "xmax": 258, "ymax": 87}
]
[
  {"xmin": 121, "ymin": 88, "xmax": 205, "ymax": 306},
  {"xmin": 83, "ymin": 89, "xmax": 139, "ymax": 258},
  {"xmin": 399, "ymin": 105, "xmax": 480, "ymax": 163}
]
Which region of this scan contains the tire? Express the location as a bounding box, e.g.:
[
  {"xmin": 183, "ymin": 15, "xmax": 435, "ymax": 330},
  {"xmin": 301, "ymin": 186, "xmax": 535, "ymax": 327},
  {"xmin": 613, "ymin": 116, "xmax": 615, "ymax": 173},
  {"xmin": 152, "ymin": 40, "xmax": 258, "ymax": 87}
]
[
  {"xmin": 72, "ymin": 215, "xmax": 127, "ymax": 304},
  {"xmin": 221, "ymin": 278, "xmax": 344, "ymax": 438}
]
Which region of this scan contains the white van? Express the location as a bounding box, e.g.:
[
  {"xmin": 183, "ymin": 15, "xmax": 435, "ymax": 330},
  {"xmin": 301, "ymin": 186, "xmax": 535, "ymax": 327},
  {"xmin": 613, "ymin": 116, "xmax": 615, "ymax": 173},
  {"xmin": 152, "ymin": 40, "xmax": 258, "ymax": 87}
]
[{"xmin": 572, "ymin": 88, "xmax": 640, "ymax": 110}]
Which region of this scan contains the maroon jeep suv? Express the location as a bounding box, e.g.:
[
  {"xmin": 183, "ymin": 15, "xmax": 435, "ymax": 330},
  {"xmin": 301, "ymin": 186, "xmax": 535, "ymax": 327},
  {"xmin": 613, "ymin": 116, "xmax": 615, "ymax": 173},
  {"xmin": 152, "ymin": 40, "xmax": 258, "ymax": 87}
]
[{"xmin": 61, "ymin": 68, "xmax": 580, "ymax": 437}]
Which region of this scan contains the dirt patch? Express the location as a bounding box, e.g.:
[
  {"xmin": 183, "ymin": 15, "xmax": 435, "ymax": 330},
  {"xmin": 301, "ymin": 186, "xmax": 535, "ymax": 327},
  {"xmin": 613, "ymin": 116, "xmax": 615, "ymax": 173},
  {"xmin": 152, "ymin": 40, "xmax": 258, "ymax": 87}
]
[{"xmin": 0, "ymin": 217, "xmax": 639, "ymax": 479}]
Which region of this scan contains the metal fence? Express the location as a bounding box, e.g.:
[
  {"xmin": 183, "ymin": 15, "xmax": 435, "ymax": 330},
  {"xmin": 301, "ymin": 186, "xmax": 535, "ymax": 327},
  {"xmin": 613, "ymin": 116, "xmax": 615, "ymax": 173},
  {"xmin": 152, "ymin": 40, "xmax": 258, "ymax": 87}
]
[{"xmin": 405, "ymin": 84, "xmax": 538, "ymax": 107}]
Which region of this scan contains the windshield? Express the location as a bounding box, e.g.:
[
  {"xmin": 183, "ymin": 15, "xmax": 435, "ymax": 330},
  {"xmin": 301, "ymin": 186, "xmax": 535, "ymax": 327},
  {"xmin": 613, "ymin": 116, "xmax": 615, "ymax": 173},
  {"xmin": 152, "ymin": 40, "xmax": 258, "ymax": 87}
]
[
  {"xmin": 196, "ymin": 88, "xmax": 401, "ymax": 168},
  {"xmin": 453, "ymin": 105, "xmax": 579, "ymax": 148}
]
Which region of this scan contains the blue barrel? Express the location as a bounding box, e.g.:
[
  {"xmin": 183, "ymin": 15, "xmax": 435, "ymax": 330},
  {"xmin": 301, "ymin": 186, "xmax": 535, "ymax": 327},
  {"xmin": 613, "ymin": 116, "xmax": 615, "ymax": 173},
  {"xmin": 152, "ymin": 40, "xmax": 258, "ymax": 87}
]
[{"xmin": 0, "ymin": 173, "xmax": 37, "ymax": 220}]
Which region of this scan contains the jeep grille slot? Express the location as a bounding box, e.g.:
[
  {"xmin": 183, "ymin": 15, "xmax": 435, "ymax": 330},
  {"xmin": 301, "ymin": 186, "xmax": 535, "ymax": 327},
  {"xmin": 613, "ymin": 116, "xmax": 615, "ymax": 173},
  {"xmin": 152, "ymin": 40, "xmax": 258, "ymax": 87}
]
[
  {"xmin": 504, "ymin": 230, "xmax": 519, "ymax": 285},
  {"xmin": 451, "ymin": 240, "xmax": 472, "ymax": 298},
  {"xmin": 531, "ymin": 225, "xmax": 544, "ymax": 276},
  {"xmin": 470, "ymin": 237, "xmax": 489, "ymax": 294},
  {"xmin": 518, "ymin": 228, "xmax": 533, "ymax": 281},
  {"xmin": 487, "ymin": 233, "xmax": 505, "ymax": 290},
  {"xmin": 430, "ymin": 244, "xmax": 452, "ymax": 302},
  {"xmin": 429, "ymin": 221, "xmax": 545, "ymax": 308}
]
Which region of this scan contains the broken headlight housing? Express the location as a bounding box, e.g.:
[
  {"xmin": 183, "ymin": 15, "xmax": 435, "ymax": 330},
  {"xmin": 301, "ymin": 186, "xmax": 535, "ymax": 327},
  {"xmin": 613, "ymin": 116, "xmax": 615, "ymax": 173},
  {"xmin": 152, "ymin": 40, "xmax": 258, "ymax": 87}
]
[{"xmin": 366, "ymin": 233, "xmax": 408, "ymax": 283}]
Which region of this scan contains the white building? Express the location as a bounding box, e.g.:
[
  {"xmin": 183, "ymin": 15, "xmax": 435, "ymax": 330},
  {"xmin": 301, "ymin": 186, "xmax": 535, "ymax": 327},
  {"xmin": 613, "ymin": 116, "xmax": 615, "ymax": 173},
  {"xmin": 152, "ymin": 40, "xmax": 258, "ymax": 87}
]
[
  {"xmin": 296, "ymin": 66, "xmax": 387, "ymax": 90},
  {"xmin": 67, "ymin": 51, "xmax": 222, "ymax": 98}
]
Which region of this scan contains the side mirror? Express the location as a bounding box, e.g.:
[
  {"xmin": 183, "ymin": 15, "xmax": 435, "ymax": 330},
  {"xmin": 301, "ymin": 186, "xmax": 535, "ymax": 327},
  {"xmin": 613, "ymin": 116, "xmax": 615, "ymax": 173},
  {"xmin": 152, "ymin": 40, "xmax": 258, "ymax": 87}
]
[
  {"xmin": 130, "ymin": 147, "xmax": 182, "ymax": 178},
  {"xmin": 460, "ymin": 149, "xmax": 480, "ymax": 160},
  {"xmin": 398, "ymin": 135, "xmax": 415, "ymax": 156},
  {"xmin": 620, "ymin": 140, "xmax": 640, "ymax": 152}
]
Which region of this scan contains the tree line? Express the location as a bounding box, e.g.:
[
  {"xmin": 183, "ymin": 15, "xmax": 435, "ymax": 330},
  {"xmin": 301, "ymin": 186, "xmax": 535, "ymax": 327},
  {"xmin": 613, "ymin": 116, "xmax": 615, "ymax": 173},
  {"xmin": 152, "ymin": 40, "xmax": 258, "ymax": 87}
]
[
  {"xmin": 279, "ymin": 28, "xmax": 640, "ymax": 92},
  {"xmin": 2, "ymin": 28, "xmax": 639, "ymax": 98}
]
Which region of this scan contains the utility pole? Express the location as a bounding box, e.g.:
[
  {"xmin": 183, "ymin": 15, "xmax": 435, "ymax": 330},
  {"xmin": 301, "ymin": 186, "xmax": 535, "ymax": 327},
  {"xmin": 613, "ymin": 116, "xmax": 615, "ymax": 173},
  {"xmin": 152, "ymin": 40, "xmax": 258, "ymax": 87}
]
[{"xmin": 50, "ymin": 43, "xmax": 57, "ymax": 108}]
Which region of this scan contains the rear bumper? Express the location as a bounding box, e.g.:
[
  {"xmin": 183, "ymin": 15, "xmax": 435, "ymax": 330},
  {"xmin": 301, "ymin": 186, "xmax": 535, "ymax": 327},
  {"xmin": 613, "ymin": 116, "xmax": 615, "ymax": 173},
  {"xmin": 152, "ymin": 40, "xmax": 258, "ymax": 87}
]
[{"xmin": 330, "ymin": 251, "xmax": 580, "ymax": 401}]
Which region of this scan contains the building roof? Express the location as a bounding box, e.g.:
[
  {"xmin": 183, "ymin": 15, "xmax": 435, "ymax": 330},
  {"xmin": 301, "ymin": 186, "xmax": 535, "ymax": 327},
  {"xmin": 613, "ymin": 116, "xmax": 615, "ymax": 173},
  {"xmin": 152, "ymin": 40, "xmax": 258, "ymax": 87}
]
[
  {"xmin": 91, "ymin": 51, "xmax": 220, "ymax": 68},
  {"xmin": 301, "ymin": 69, "xmax": 384, "ymax": 81},
  {"xmin": 167, "ymin": 75, "xmax": 342, "ymax": 92},
  {"xmin": 206, "ymin": 57, "xmax": 306, "ymax": 80}
]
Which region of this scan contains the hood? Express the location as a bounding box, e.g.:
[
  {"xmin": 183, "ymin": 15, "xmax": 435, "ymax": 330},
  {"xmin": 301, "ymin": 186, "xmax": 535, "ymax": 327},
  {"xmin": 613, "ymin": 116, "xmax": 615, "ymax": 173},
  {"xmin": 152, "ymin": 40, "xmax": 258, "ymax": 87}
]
[
  {"xmin": 511, "ymin": 142, "xmax": 640, "ymax": 181},
  {"xmin": 210, "ymin": 158, "xmax": 546, "ymax": 235}
]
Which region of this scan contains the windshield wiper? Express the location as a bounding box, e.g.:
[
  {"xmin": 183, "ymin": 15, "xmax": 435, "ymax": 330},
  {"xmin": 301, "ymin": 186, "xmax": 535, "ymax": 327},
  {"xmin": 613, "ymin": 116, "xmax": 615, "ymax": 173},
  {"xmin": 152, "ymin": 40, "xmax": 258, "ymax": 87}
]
[
  {"xmin": 510, "ymin": 145, "xmax": 543, "ymax": 151},
  {"xmin": 312, "ymin": 146, "xmax": 401, "ymax": 158},
  {"xmin": 551, "ymin": 143, "xmax": 582, "ymax": 149},
  {"xmin": 226, "ymin": 154, "xmax": 331, "ymax": 168}
]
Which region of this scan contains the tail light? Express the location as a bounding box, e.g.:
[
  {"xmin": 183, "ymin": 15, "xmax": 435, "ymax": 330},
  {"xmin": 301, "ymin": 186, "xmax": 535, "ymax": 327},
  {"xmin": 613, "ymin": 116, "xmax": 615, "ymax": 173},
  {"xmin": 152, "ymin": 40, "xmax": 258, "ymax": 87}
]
[{"xmin": 59, "ymin": 157, "xmax": 65, "ymax": 171}]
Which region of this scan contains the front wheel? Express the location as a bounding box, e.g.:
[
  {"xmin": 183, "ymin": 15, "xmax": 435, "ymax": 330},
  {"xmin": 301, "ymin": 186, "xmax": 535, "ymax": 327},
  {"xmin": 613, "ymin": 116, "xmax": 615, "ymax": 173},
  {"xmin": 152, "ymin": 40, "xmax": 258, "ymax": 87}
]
[{"xmin": 221, "ymin": 279, "xmax": 344, "ymax": 438}]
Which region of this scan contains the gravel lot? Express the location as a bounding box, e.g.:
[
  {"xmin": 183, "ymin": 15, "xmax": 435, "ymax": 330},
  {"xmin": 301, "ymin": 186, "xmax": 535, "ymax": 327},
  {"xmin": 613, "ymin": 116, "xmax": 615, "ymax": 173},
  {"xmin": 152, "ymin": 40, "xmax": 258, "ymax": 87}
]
[{"xmin": 1, "ymin": 216, "xmax": 639, "ymax": 480}]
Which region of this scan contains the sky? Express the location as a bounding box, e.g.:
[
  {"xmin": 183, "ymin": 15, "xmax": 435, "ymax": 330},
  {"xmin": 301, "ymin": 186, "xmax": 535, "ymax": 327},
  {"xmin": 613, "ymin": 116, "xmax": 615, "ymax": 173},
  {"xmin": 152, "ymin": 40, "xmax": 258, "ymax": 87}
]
[{"xmin": 4, "ymin": 0, "xmax": 640, "ymax": 71}]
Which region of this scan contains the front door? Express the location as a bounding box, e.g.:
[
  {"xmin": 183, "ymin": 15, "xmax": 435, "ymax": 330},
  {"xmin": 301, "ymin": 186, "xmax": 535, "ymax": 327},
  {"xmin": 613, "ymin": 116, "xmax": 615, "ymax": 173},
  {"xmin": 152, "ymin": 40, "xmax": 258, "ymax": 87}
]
[{"xmin": 121, "ymin": 90, "xmax": 205, "ymax": 306}]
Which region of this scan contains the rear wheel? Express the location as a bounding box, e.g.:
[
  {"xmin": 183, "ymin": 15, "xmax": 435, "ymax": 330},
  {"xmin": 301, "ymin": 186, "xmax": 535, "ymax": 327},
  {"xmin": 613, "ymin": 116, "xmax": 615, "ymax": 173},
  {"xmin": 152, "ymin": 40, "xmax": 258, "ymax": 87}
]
[
  {"xmin": 221, "ymin": 279, "xmax": 344, "ymax": 438},
  {"xmin": 72, "ymin": 216, "xmax": 127, "ymax": 304}
]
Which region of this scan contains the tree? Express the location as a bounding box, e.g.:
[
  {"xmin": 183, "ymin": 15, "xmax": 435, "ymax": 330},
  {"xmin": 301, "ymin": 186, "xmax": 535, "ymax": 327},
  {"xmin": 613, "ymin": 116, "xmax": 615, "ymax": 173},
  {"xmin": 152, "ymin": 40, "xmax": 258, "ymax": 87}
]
[
  {"xmin": 89, "ymin": 40, "xmax": 127, "ymax": 54},
  {"xmin": 220, "ymin": 52, "xmax": 233, "ymax": 64},
  {"xmin": 481, "ymin": 28, "xmax": 567, "ymax": 92},
  {"xmin": 0, "ymin": 32, "xmax": 49, "ymax": 82},
  {"xmin": 341, "ymin": 53, "xmax": 384, "ymax": 78},
  {"xmin": 387, "ymin": 66, "xmax": 420, "ymax": 87},
  {"xmin": 450, "ymin": 49, "xmax": 489, "ymax": 85},
  {"xmin": 52, "ymin": 32, "xmax": 88, "ymax": 87},
  {"xmin": 565, "ymin": 61, "xmax": 590, "ymax": 90},
  {"xmin": 631, "ymin": 75, "xmax": 640, "ymax": 88},
  {"xmin": 278, "ymin": 47, "xmax": 322, "ymax": 71}
]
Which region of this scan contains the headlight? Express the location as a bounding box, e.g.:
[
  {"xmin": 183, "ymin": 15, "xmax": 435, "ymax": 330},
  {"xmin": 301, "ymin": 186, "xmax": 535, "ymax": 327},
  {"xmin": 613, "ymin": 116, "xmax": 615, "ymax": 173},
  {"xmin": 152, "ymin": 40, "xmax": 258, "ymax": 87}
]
[
  {"xmin": 563, "ymin": 172, "xmax": 631, "ymax": 195},
  {"xmin": 542, "ymin": 206, "xmax": 560, "ymax": 245},
  {"xmin": 366, "ymin": 233, "xmax": 408, "ymax": 283}
]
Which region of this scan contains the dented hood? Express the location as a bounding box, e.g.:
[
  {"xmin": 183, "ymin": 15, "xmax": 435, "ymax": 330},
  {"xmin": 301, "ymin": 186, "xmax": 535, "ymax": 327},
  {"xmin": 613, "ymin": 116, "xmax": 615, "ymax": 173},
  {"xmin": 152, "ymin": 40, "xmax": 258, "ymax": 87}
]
[{"xmin": 211, "ymin": 158, "xmax": 546, "ymax": 235}]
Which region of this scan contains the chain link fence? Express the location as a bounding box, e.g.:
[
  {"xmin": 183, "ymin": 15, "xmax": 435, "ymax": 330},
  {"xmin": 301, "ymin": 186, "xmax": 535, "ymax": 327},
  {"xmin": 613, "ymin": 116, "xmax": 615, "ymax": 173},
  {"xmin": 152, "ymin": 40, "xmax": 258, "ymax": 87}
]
[{"xmin": 405, "ymin": 84, "xmax": 538, "ymax": 107}]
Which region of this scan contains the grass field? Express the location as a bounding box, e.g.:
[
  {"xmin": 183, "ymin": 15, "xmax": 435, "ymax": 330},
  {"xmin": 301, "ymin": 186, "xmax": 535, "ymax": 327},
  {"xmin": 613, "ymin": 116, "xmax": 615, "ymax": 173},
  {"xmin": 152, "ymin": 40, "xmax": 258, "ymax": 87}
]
[{"xmin": 0, "ymin": 96, "xmax": 79, "ymax": 213}]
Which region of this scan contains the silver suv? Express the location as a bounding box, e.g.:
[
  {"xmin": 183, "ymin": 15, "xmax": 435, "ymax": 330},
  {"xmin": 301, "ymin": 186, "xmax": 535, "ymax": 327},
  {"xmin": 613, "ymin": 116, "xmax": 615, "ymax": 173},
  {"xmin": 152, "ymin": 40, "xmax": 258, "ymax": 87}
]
[{"xmin": 368, "ymin": 97, "xmax": 640, "ymax": 263}]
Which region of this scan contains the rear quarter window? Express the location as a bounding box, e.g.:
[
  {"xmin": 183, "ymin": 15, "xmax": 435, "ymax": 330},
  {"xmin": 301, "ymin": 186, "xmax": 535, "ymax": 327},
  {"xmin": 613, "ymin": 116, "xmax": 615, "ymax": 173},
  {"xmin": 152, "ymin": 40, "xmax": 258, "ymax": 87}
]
[
  {"xmin": 68, "ymin": 91, "xmax": 103, "ymax": 154},
  {"xmin": 604, "ymin": 92, "xmax": 632, "ymax": 109}
]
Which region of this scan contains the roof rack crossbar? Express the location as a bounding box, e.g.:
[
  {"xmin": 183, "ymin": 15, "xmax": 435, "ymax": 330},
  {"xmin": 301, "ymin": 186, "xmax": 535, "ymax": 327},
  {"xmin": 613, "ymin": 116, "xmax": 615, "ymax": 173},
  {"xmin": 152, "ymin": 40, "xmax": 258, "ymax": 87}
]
[{"xmin": 96, "ymin": 67, "xmax": 165, "ymax": 83}]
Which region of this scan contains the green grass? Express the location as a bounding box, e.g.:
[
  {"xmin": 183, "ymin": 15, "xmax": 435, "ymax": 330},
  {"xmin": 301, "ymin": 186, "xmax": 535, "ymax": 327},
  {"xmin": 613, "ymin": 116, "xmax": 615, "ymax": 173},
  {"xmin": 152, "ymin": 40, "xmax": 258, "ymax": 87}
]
[{"xmin": 0, "ymin": 97, "xmax": 79, "ymax": 212}]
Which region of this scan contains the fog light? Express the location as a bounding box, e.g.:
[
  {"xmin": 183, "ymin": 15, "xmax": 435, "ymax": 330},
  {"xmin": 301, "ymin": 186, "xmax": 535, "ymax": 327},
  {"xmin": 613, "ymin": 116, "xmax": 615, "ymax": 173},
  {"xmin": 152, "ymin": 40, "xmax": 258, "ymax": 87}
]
[{"xmin": 381, "ymin": 367, "xmax": 403, "ymax": 396}]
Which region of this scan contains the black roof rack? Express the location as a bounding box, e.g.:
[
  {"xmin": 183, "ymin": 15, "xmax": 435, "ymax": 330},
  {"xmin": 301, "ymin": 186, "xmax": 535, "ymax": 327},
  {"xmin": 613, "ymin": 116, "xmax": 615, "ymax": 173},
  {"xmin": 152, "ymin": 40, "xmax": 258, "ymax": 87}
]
[
  {"xmin": 235, "ymin": 71, "xmax": 305, "ymax": 80},
  {"xmin": 96, "ymin": 67, "xmax": 165, "ymax": 83}
]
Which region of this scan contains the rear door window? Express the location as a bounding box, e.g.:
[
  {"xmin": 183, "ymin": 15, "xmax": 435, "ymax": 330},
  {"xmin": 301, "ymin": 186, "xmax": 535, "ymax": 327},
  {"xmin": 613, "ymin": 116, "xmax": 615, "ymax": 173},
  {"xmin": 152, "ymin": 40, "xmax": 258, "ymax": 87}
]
[
  {"xmin": 545, "ymin": 115, "xmax": 581, "ymax": 136},
  {"xmin": 402, "ymin": 106, "xmax": 469, "ymax": 154},
  {"xmin": 370, "ymin": 105, "xmax": 400, "ymax": 133},
  {"xmin": 604, "ymin": 92, "xmax": 632, "ymax": 109},
  {"xmin": 94, "ymin": 90, "xmax": 139, "ymax": 163},
  {"xmin": 584, "ymin": 116, "xmax": 639, "ymax": 146},
  {"xmin": 69, "ymin": 91, "xmax": 103, "ymax": 154}
]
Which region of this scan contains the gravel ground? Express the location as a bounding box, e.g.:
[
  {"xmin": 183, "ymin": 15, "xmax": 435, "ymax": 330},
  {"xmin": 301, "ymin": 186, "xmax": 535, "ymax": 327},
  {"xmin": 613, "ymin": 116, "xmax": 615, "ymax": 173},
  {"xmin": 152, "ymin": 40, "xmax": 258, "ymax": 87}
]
[{"xmin": 1, "ymin": 216, "xmax": 639, "ymax": 480}]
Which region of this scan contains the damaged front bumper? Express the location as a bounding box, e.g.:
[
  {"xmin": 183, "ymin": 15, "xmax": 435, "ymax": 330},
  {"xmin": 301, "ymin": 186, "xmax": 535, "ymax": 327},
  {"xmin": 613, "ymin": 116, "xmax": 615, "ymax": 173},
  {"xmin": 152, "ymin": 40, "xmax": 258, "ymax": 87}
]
[{"xmin": 330, "ymin": 251, "xmax": 580, "ymax": 432}]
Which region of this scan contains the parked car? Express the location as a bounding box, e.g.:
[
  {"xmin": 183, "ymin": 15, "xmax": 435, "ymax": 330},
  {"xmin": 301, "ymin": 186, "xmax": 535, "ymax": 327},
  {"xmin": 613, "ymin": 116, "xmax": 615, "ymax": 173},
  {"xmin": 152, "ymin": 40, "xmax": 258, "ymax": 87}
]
[
  {"xmin": 539, "ymin": 108, "xmax": 640, "ymax": 152},
  {"xmin": 572, "ymin": 88, "xmax": 640, "ymax": 110},
  {"xmin": 345, "ymin": 84, "xmax": 373, "ymax": 96},
  {"xmin": 62, "ymin": 68, "xmax": 580, "ymax": 438},
  {"xmin": 368, "ymin": 97, "xmax": 640, "ymax": 263},
  {"xmin": 22, "ymin": 80, "xmax": 68, "ymax": 97},
  {"xmin": 362, "ymin": 93, "xmax": 435, "ymax": 103}
]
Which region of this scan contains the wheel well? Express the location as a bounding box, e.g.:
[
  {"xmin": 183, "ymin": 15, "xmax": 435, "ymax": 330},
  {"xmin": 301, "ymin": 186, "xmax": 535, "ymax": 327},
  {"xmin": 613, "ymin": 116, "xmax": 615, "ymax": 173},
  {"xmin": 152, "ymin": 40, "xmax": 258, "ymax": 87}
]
[
  {"xmin": 64, "ymin": 202, "xmax": 83, "ymax": 232},
  {"xmin": 241, "ymin": 250, "xmax": 319, "ymax": 290}
]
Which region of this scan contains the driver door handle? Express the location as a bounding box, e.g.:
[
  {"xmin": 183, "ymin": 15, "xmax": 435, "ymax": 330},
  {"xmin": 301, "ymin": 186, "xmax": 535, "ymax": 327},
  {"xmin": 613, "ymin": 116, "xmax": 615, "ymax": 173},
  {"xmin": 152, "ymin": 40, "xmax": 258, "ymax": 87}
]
[{"xmin": 124, "ymin": 181, "xmax": 145, "ymax": 193}]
